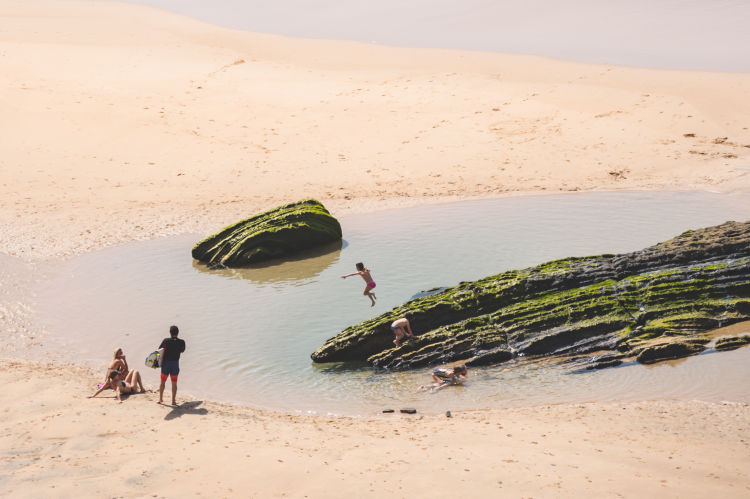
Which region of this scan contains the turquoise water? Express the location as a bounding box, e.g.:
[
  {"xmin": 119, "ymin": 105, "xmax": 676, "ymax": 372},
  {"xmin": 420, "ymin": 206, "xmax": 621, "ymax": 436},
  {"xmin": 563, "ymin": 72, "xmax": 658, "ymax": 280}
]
[
  {"xmin": 127, "ymin": 0, "xmax": 750, "ymax": 71},
  {"xmin": 34, "ymin": 192, "xmax": 750, "ymax": 414}
]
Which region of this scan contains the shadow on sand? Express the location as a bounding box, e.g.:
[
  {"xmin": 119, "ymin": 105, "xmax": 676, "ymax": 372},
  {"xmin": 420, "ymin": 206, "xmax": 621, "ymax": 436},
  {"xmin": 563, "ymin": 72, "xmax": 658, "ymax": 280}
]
[{"xmin": 163, "ymin": 400, "xmax": 208, "ymax": 420}]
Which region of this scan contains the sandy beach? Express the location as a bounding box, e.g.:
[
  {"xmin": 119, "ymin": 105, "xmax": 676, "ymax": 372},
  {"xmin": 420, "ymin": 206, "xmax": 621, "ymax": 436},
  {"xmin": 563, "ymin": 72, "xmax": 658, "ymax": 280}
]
[
  {"xmin": 1, "ymin": 0, "xmax": 749, "ymax": 496},
  {"xmin": 2, "ymin": 360, "xmax": 749, "ymax": 498}
]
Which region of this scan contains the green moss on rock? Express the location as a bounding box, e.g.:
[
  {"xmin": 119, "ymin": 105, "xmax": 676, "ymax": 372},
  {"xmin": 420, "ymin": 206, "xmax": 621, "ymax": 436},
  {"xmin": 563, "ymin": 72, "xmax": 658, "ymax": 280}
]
[
  {"xmin": 311, "ymin": 220, "xmax": 750, "ymax": 370},
  {"xmin": 192, "ymin": 199, "xmax": 342, "ymax": 267},
  {"xmin": 715, "ymin": 334, "xmax": 750, "ymax": 351},
  {"xmin": 636, "ymin": 338, "xmax": 709, "ymax": 364}
]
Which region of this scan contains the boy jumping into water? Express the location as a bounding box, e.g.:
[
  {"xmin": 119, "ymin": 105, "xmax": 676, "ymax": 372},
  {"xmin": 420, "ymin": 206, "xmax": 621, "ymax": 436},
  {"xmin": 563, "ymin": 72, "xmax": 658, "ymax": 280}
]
[{"xmin": 341, "ymin": 262, "xmax": 376, "ymax": 306}]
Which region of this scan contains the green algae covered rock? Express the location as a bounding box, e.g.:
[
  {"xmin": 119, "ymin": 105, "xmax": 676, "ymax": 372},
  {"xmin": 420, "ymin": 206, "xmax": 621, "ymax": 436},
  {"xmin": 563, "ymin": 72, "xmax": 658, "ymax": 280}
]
[
  {"xmin": 192, "ymin": 199, "xmax": 342, "ymax": 267},
  {"xmin": 714, "ymin": 334, "xmax": 750, "ymax": 351},
  {"xmin": 635, "ymin": 338, "xmax": 709, "ymax": 364},
  {"xmin": 311, "ymin": 220, "xmax": 750, "ymax": 370}
]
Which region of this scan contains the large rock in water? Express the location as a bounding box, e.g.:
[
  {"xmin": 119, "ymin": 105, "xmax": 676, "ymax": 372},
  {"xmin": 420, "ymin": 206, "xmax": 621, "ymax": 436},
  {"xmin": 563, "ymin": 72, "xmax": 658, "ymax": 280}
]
[
  {"xmin": 311, "ymin": 220, "xmax": 750, "ymax": 370},
  {"xmin": 192, "ymin": 199, "xmax": 342, "ymax": 267}
]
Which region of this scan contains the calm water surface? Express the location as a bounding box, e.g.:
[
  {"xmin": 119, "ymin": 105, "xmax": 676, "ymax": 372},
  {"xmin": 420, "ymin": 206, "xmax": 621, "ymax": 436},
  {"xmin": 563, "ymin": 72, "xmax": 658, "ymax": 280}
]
[
  {"xmin": 35, "ymin": 192, "xmax": 750, "ymax": 414},
  {"xmin": 128, "ymin": 0, "xmax": 750, "ymax": 71}
]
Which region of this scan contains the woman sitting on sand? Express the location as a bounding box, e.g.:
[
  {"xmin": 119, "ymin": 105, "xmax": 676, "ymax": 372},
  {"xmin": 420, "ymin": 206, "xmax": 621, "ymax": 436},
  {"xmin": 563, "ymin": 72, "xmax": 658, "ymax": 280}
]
[
  {"xmin": 89, "ymin": 370, "xmax": 146, "ymax": 403},
  {"xmin": 105, "ymin": 348, "xmax": 129, "ymax": 382}
]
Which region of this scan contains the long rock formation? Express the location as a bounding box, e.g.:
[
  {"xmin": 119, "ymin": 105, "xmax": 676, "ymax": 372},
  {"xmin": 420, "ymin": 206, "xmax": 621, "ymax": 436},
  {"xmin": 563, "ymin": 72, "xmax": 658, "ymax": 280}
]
[
  {"xmin": 192, "ymin": 199, "xmax": 342, "ymax": 267},
  {"xmin": 311, "ymin": 220, "xmax": 750, "ymax": 370}
]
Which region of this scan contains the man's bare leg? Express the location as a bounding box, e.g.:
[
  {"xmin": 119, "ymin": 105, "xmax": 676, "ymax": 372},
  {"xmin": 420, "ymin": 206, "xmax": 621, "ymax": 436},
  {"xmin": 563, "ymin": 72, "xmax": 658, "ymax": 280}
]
[{"xmin": 170, "ymin": 379, "xmax": 178, "ymax": 406}]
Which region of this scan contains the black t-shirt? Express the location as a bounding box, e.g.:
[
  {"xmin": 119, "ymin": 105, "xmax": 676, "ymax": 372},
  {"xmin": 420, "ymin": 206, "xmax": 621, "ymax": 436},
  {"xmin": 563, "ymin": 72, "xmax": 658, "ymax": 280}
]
[{"xmin": 159, "ymin": 337, "xmax": 186, "ymax": 361}]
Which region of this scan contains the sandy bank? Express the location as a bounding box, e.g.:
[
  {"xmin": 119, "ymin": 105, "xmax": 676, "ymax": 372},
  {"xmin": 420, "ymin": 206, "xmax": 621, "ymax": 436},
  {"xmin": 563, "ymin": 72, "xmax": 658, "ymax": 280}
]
[
  {"xmin": 1, "ymin": 0, "xmax": 749, "ymax": 260},
  {"xmin": 1, "ymin": 360, "xmax": 749, "ymax": 498}
]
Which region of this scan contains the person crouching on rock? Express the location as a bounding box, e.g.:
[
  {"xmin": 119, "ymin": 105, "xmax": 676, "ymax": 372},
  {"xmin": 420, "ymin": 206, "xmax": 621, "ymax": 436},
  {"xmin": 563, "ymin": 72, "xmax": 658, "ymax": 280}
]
[{"xmin": 390, "ymin": 313, "xmax": 414, "ymax": 347}]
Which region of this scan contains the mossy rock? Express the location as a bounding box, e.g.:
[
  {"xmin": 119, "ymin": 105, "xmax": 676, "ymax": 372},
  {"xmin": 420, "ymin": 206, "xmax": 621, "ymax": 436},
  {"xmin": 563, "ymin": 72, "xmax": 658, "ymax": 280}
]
[
  {"xmin": 585, "ymin": 353, "xmax": 625, "ymax": 370},
  {"xmin": 311, "ymin": 220, "xmax": 750, "ymax": 371},
  {"xmin": 466, "ymin": 348, "xmax": 513, "ymax": 367},
  {"xmin": 192, "ymin": 199, "xmax": 342, "ymax": 267},
  {"xmin": 635, "ymin": 338, "xmax": 709, "ymax": 364},
  {"xmin": 715, "ymin": 335, "xmax": 750, "ymax": 351}
]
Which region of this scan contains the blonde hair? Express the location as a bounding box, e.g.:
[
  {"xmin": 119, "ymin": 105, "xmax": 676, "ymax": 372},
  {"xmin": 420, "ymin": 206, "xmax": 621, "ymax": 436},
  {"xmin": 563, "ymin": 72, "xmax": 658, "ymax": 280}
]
[{"xmin": 113, "ymin": 348, "xmax": 122, "ymax": 361}]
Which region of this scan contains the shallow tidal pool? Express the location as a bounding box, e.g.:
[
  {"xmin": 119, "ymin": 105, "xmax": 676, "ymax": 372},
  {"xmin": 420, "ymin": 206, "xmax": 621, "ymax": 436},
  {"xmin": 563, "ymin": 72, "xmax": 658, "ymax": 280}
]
[{"xmin": 34, "ymin": 191, "xmax": 750, "ymax": 415}]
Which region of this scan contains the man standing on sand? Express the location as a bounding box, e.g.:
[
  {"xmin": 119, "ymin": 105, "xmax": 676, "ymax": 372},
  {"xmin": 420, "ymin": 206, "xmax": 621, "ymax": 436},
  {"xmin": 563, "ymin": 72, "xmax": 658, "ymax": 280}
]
[{"xmin": 158, "ymin": 325, "xmax": 185, "ymax": 406}]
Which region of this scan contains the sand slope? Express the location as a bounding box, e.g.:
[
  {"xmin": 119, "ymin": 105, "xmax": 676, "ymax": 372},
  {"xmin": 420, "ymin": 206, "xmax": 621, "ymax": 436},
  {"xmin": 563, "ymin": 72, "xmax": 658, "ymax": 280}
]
[{"xmin": 1, "ymin": 0, "xmax": 749, "ymax": 259}]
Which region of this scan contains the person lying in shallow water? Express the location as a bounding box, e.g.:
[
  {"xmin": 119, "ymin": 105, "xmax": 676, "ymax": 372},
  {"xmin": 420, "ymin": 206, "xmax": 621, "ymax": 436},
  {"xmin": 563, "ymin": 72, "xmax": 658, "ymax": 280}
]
[
  {"xmin": 421, "ymin": 365, "xmax": 468, "ymax": 391},
  {"xmin": 89, "ymin": 370, "xmax": 146, "ymax": 403}
]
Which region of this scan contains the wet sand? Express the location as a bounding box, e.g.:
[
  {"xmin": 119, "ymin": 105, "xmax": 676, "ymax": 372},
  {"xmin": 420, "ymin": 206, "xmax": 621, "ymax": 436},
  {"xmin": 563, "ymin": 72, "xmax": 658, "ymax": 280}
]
[{"xmin": 1, "ymin": 0, "xmax": 749, "ymax": 496}]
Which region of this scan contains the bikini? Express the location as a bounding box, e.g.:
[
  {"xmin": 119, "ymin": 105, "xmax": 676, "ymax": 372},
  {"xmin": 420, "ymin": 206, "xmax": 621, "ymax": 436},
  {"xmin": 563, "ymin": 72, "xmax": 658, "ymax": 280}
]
[
  {"xmin": 367, "ymin": 281, "xmax": 376, "ymax": 288},
  {"xmin": 433, "ymin": 368, "xmax": 457, "ymax": 383}
]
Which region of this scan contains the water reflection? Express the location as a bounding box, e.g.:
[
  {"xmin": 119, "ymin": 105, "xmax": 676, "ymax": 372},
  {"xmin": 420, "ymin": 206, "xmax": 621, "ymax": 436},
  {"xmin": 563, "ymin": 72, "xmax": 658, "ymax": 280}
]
[
  {"xmin": 191, "ymin": 240, "xmax": 345, "ymax": 285},
  {"xmin": 311, "ymin": 360, "xmax": 370, "ymax": 374}
]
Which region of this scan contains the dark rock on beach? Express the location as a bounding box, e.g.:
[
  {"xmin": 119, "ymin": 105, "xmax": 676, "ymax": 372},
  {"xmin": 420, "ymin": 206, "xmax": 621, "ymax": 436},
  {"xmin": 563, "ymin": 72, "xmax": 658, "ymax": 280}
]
[
  {"xmin": 635, "ymin": 338, "xmax": 709, "ymax": 364},
  {"xmin": 192, "ymin": 199, "xmax": 342, "ymax": 267},
  {"xmin": 585, "ymin": 353, "xmax": 625, "ymax": 370},
  {"xmin": 311, "ymin": 220, "xmax": 750, "ymax": 371},
  {"xmin": 714, "ymin": 334, "xmax": 750, "ymax": 351}
]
